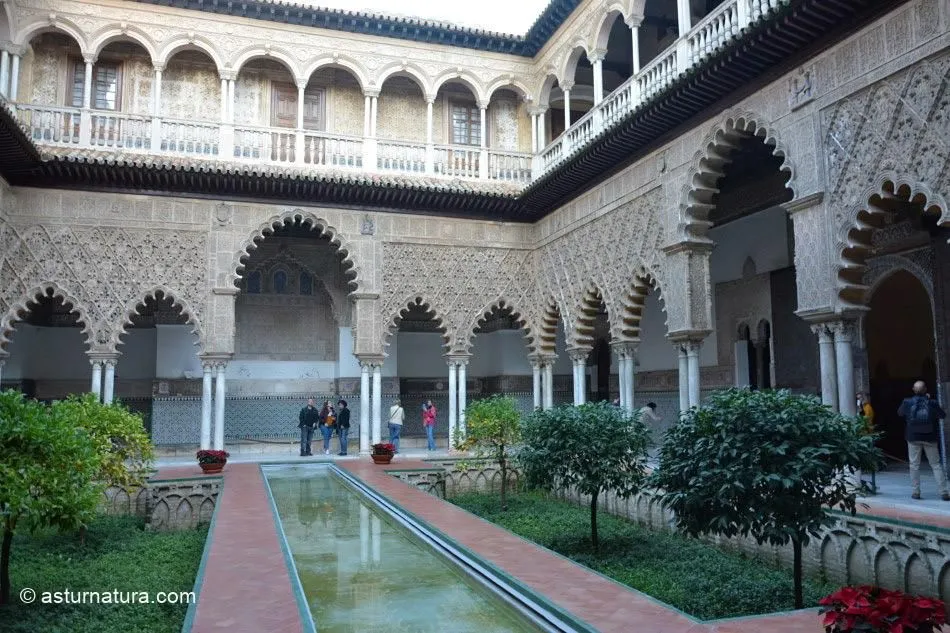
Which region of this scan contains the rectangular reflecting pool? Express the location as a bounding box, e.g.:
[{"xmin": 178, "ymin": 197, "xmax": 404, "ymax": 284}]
[{"xmin": 263, "ymin": 465, "xmax": 547, "ymax": 633}]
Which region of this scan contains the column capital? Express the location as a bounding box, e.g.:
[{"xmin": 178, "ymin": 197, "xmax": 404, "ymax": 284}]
[
  {"xmin": 661, "ymin": 239, "xmax": 715, "ymax": 255},
  {"xmin": 295, "ymin": 76, "xmax": 308, "ymax": 90},
  {"xmin": 201, "ymin": 361, "xmax": 215, "ymax": 372},
  {"xmin": 667, "ymin": 330, "xmax": 710, "ymax": 345},
  {"xmin": 82, "ymin": 53, "xmax": 98, "ymax": 65},
  {"xmin": 153, "ymin": 64, "xmax": 165, "ymax": 74},
  {"xmin": 87, "ymin": 351, "xmax": 120, "ymax": 362},
  {"xmin": 828, "ymin": 320, "xmax": 858, "ymax": 343},
  {"xmin": 219, "ymin": 70, "xmax": 237, "ymax": 82},
  {"xmin": 566, "ymin": 346, "xmax": 590, "ymax": 363},
  {"xmin": 477, "ymin": 100, "xmax": 490, "ymax": 111},
  {"xmin": 560, "ymin": 81, "xmax": 575, "ymax": 92},
  {"xmin": 625, "ymin": 15, "xmax": 643, "ymax": 28},
  {"xmin": 809, "ymin": 322, "xmax": 833, "ymax": 340},
  {"xmin": 587, "ymin": 49, "xmax": 608, "ymax": 63},
  {"xmin": 610, "ymin": 340, "xmax": 638, "ymax": 359},
  {"xmin": 446, "ymin": 353, "xmax": 471, "ymax": 367},
  {"xmin": 357, "ymin": 354, "xmax": 385, "ymax": 369},
  {"xmin": 364, "ymin": 89, "xmax": 381, "ymax": 99}
]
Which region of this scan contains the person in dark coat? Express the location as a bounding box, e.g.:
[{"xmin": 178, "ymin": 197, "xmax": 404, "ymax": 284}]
[
  {"xmin": 898, "ymin": 380, "xmax": 949, "ymax": 500},
  {"xmin": 336, "ymin": 399, "xmax": 351, "ymax": 456},
  {"xmin": 298, "ymin": 398, "xmax": 319, "ymax": 456}
]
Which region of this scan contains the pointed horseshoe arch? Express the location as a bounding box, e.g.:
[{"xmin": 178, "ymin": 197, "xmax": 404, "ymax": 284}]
[
  {"xmin": 680, "ymin": 110, "xmax": 796, "ymax": 240},
  {"xmin": 115, "ymin": 286, "xmax": 207, "ymax": 354},
  {"xmin": 231, "ymin": 210, "xmax": 362, "ymax": 291},
  {"xmin": 836, "ymin": 174, "xmax": 950, "ymax": 309},
  {"xmin": 0, "ymin": 282, "xmax": 94, "ymax": 352},
  {"xmin": 383, "ymin": 295, "xmax": 451, "ymax": 353},
  {"xmin": 458, "ymin": 298, "xmax": 532, "ymax": 355}
]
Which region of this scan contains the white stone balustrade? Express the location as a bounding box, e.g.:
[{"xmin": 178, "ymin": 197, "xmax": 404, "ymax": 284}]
[{"xmin": 8, "ymin": 0, "xmax": 769, "ymax": 187}]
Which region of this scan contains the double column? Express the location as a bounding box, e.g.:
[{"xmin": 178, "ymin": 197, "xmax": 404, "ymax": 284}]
[
  {"xmin": 363, "ymin": 90, "xmax": 380, "ymax": 170},
  {"xmin": 198, "ymin": 357, "xmax": 229, "ymax": 450},
  {"xmin": 810, "ymin": 319, "xmax": 858, "ymax": 415},
  {"xmin": 567, "ymin": 347, "xmax": 590, "ymax": 405},
  {"xmin": 612, "ymin": 342, "xmax": 637, "ymax": 412},
  {"xmin": 672, "ymin": 338, "xmax": 705, "ymax": 413},
  {"xmin": 88, "ymin": 352, "xmax": 120, "ymax": 405},
  {"xmin": 446, "ymin": 355, "xmax": 470, "ymax": 444},
  {"xmin": 0, "ymin": 46, "xmax": 23, "ymax": 101},
  {"xmin": 357, "ymin": 358, "xmax": 384, "ymax": 454},
  {"xmin": 529, "ymin": 354, "xmax": 557, "ymax": 410}
]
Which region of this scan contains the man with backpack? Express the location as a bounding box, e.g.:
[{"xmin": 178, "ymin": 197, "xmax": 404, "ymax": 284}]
[{"xmin": 898, "ymin": 381, "xmax": 949, "ymax": 501}]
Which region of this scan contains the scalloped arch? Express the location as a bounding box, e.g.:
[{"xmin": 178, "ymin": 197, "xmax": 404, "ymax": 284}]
[
  {"xmin": 230, "ymin": 45, "xmax": 301, "ymax": 79},
  {"xmin": 114, "ymin": 286, "xmax": 206, "ymax": 354},
  {"xmin": 0, "ymin": 282, "xmax": 93, "ymax": 351},
  {"xmin": 382, "ymin": 295, "xmax": 451, "ymax": 353},
  {"xmin": 458, "ymin": 298, "xmax": 533, "ymax": 355},
  {"xmin": 836, "ymin": 174, "xmax": 950, "ymax": 309},
  {"xmin": 616, "ymin": 270, "xmax": 667, "ymax": 342},
  {"xmin": 568, "ymin": 280, "xmax": 611, "ymax": 349},
  {"xmin": 89, "ymin": 24, "xmax": 158, "ymax": 61},
  {"xmin": 680, "ymin": 110, "xmax": 796, "ymax": 240},
  {"xmin": 230, "ymin": 210, "xmax": 361, "ymax": 291},
  {"xmin": 301, "ymin": 55, "xmax": 369, "ymax": 91},
  {"xmin": 15, "ymin": 18, "xmax": 89, "ymax": 55},
  {"xmin": 157, "ymin": 35, "xmax": 225, "ymax": 73}
]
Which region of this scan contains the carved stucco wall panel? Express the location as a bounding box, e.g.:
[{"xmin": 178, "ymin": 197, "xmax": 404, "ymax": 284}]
[
  {"xmin": 824, "ymin": 53, "xmax": 950, "ymax": 308},
  {"xmin": 0, "ymin": 216, "xmax": 208, "ymax": 354}
]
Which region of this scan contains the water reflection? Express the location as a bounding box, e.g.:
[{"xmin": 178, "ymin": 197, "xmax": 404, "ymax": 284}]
[{"xmin": 266, "ymin": 467, "xmax": 540, "ymax": 633}]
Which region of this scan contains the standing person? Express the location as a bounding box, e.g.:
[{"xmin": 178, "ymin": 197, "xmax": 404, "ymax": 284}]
[
  {"xmin": 318, "ymin": 400, "xmax": 334, "ymax": 455},
  {"xmin": 857, "ymin": 392, "xmax": 878, "ymax": 492},
  {"xmin": 898, "ymin": 381, "xmax": 949, "ymax": 501},
  {"xmin": 422, "ymin": 399, "xmax": 437, "ymax": 451},
  {"xmin": 298, "ymin": 398, "xmax": 319, "ymax": 456},
  {"xmin": 388, "ymin": 399, "xmax": 405, "ymax": 453},
  {"xmin": 638, "ymin": 402, "xmax": 661, "ymax": 425},
  {"xmin": 336, "ymin": 400, "xmax": 351, "ymax": 456}
]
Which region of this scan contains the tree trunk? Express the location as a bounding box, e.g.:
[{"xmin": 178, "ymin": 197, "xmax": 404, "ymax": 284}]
[
  {"xmin": 1, "ymin": 525, "xmax": 13, "ymax": 606},
  {"xmin": 590, "ymin": 490, "xmax": 600, "ymax": 554},
  {"xmin": 499, "ymin": 452, "xmax": 508, "ymax": 511},
  {"xmin": 792, "ymin": 535, "xmax": 803, "ymax": 609}
]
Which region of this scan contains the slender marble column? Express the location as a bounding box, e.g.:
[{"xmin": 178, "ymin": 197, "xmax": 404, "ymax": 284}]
[
  {"xmin": 448, "ymin": 361, "xmax": 458, "ymax": 442},
  {"xmin": 531, "ymin": 361, "xmax": 542, "ymax": 410},
  {"xmin": 227, "ymin": 79, "xmax": 235, "ymax": 123},
  {"xmin": 832, "ymin": 321, "xmax": 857, "ymax": 416},
  {"xmin": 83, "ymin": 60, "xmax": 94, "ymax": 109},
  {"xmin": 359, "ymin": 363, "xmax": 371, "ymax": 453},
  {"xmin": 591, "ymin": 56, "xmax": 604, "ymax": 104},
  {"xmin": 363, "ymin": 95, "xmax": 371, "ymax": 137},
  {"xmin": 9, "ymin": 54, "xmax": 20, "ymax": 101},
  {"xmin": 213, "ymin": 363, "xmax": 226, "ymax": 450},
  {"xmin": 677, "ymin": 345, "xmax": 689, "ymax": 413},
  {"xmin": 102, "ymin": 360, "xmax": 116, "ymax": 405},
  {"xmin": 686, "ymin": 341, "xmax": 702, "ymax": 407},
  {"xmin": 0, "ymin": 51, "xmax": 9, "ymax": 98},
  {"xmin": 370, "ymin": 96, "xmax": 378, "ymax": 137},
  {"xmin": 617, "ymin": 349, "xmax": 627, "ymax": 409},
  {"xmin": 538, "ymin": 108, "xmax": 547, "ymax": 148},
  {"xmin": 812, "ymin": 324, "xmax": 838, "ymax": 411},
  {"xmin": 200, "ymin": 363, "xmax": 213, "ymax": 450},
  {"xmin": 371, "ymin": 364, "xmax": 382, "ymax": 445},
  {"xmin": 90, "ymin": 360, "xmax": 103, "ymax": 400},
  {"xmin": 624, "ymin": 349, "xmax": 637, "ymax": 412},
  {"xmin": 543, "ymin": 361, "xmax": 554, "ymax": 410},
  {"xmin": 458, "ymin": 360, "xmax": 468, "ymax": 435},
  {"xmin": 530, "ymin": 112, "xmax": 539, "ymax": 153},
  {"xmin": 563, "ymin": 89, "xmax": 571, "ymax": 130},
  {"xmin": 568, "ymin": 349, "xmax": 588, "ymax": 405}
]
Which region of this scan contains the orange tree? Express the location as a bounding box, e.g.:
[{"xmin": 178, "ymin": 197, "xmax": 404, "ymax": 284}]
[
  {"xmin": 518, "ymin": 401, "xmax": 650, "ymax": 554},
  {"xmin": 456, "ymin": 395, "xmax": 522, "ymax": 511},
  {"xmin": 0, "ymin": 390, "xmax": 103, "ymax": 605},
  {"xmin": 653, "ymin": 388, "xmax": 882, "ymax": 609}
]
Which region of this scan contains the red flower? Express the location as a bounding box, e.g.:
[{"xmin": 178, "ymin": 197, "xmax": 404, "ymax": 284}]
[{"xmin": 819, "ymin": 585, "xmax": 945, "ymax": 633}]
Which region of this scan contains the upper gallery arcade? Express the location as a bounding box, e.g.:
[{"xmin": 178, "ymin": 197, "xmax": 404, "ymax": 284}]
[{"xmin": 0, "ymin": 0, "xmax": 946, "ymax": 463}]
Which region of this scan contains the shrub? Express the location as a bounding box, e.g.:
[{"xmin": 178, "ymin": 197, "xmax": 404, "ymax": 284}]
[
  {"xmin": 456, "ymin": 395, "xmax": 522, "ymax": 510},
  {"xmin": 519, "ymin": 401, "xmax": 650, "ymax": 553},
  {"xmin": 654, "ymin": 388, "xmax": 882, "ymax": 608},
  {"xmin": 0, "ymin": 390, "xmax": 104, "ymax": 605}
]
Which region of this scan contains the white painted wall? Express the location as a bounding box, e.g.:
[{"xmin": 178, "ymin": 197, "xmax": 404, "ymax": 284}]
[
  {"xmin": 4, "ymin": 325, "xmax": 88, "ymax": 380},
  {"xmin": 116, "ymin": 329, "xmax": 158, "ymax": 379},
  {"xmin": 155, "ymin": 325, "xmax": 201, "ymax": 378},
  {"xmin": 709, "ymin": 206, "xmax": 790, "ymax": 283},
  {"xmin": 396, "ymin": 332, "xmax": 448, "ymax": 377}
]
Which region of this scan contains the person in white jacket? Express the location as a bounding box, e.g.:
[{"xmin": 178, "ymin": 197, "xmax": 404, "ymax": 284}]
[{"xmin": 388, "ymin": 399, "xmax": 405, "ymax": 453}]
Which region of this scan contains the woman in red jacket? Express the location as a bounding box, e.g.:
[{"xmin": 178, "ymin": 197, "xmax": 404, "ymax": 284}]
[{"xmin": 422, "ymin": 400, "xmax": 437, "ymax": 451}]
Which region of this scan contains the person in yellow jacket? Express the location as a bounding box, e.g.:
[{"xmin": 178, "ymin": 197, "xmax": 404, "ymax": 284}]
[{"xmin": 857, "ymin": 392, "xmax": 877, "ymax": 492}]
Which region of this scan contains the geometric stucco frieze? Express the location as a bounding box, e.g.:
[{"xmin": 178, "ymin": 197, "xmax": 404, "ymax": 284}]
[{"xmin": 0, "ymin": 217, "xmax": 208, "ymax": 353}]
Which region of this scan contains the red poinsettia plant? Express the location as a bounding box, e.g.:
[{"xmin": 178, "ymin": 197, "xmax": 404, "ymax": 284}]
[
  {"xmin": 372, "ymin": 443, "xmax": 396, "ymax": 456},
  {"xmin": 819, "ymin": 585, "xmax": 946, "ymax": 633},
  {"xmin": 196, "ymin": 449, "xmax": 230, "ymax": 464}
]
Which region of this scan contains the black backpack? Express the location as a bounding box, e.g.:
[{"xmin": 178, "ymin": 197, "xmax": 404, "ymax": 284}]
[{"xmin": 908, "ymin": 397, "xmax": 933, "ymax": 432}]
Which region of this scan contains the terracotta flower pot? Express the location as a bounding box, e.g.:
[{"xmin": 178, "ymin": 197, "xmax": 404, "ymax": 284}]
[
  {"xmin": 199, "ymin": 462, "xmax": 225, "ymax": 474},
  {"xmin": 371, "ymin": 454, "xmax": 393, "ymax": 464}
]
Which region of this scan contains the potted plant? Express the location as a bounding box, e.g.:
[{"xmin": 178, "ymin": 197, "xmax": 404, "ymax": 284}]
[
  {"xmin": 820, "ymin": 585, "xmax": 946, "ymax": 633},
  {"xmin": 196, "ymin": 449, "xmax": 230, "ymax": 474},
  {"xmin": 371, "ymin": 443, "xmax": 395, "ymax": 464}
]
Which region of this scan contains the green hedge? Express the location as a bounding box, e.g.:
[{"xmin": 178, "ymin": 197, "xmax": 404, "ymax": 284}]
[
  {"xmin": 451, "ymin": 491, "xmax": 834, "ymax": 620},
  {"xmin": 3, "ymin": 515, "xmax": 207, "ymax": 633}
]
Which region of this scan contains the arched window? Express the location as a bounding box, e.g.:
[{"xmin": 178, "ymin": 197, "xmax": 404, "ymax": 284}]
[
  {"xmin": 300, "ymin": 272, "xmax": 313, "ymax": 296},
  {"xmin": 274, "ymin": 270, "xmax": 288, "ymax": 294},
  {"xmin": 246, "ymin": 271, "xmax": 262, "ymax": 294}
]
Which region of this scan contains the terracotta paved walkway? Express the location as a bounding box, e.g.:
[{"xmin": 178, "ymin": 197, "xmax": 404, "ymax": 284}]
[{"xmin": 152, "ymin": 459, "xmax": 944, "ymax": 633}]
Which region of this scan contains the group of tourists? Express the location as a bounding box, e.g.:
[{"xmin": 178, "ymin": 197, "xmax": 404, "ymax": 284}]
[{"xmin": 297, "ymin": 398, "xmax": 351, "ymax": 456}]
